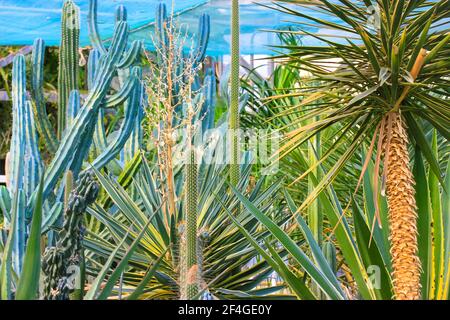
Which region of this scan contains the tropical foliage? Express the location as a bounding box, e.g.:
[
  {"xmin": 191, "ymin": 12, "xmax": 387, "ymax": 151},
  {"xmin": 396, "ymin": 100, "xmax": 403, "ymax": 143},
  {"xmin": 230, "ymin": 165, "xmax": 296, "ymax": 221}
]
[{"xmin": 0, "ymin": 0, "xmax": 448, "ymax": 301}]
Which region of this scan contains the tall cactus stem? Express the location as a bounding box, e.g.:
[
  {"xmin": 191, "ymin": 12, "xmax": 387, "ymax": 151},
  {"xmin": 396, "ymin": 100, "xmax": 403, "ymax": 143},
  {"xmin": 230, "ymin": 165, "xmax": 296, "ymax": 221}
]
[
  {"xmin": 229, "ymin": 0, "xmax": 240, "ymax": 186},
  {"xmin": 57, "ymin": 0, "xmax": 80, "ymax": 139},
  {"xmin": 183, "ymin": 147, "xmax": 198, "ymax": 299},
  {"xmin": 31, "ymin": 38, "xmax": 58, "ymax": 153}
]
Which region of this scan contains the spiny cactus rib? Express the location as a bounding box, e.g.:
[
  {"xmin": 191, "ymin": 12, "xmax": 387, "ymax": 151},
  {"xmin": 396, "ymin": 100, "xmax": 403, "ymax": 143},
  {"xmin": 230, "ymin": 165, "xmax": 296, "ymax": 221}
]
[
  {"xmin": 58, "ymin": 0, "xmax": 80, "ymax": 139},
  {"xmin": 8, "ymin": 55, "xmax": 26, "ymax": 195},
  {"xmin": 201, "ymin": 70, "xmax": 216, "ymax": 133},
  {"xmin": 66, "ymin": 90, "xmax": 81, "ymax": 131},
  {"xmin": 184, "ymin": 148, "xmax": 199, "ymax": 299},
  {"xmin": 87, "ymin": 0, "xmax": 107, "ymax": 55},
  {"xmin": 194, "ymin": 13, "xmax": 210, "ymax": 66},
  {"xmin": 42, "ymin": 171, "xmax": 99, "ymax": 300},
  {"xmin": 12, "ymin": 188, "xmax": 26, "ymax": 275},
  {"xmin": 93, "ymin": 108, "xmax": 107, "ymax": 153},
  {"xmin": 87, "ymin": 49, "xmax": 108, "ymax": 154},
  {"xmin": 0, "ymin": 186, "xmax": 11, "ymax": 221},
  {"xmin": 117, "ymin": 40, "xmax": 143, "ymax": 69},
  {"xmin": 23, "ymin": 100, "xmax": 44, "ymax": 202},
  {"xmin": 90, "ymin": 67, "xmax": 142, "ymax": 171},
  {"xmin": 115, "ymin": 5, "xmax": 127, "ymax": 23},
  {"xmin": 105, "ymin": 71, "xmax": 138, "ymax": 107},
  {"xmin": 41, "ymin": 21, "xmax": 129, "ymax": 199},
  {"xmin": 31, "ymin": 38, "xmax": 58, "ymax": 154},
  {"xmin": 229, "ymin": 0, "xmax": 240, "ymax": 187},
  {"xmin": 156, "ymin": 3, "xmax": 169, "ymax": 49},
  {"xmin": 42, "ymin": 202, "xmax": 64, "ymax": 234},
  {"xmin": 191, "ymin": 14, "xmax": 211, "ymax": 92},
  {"xmin": 87, "ymin": 49, "xmax": 101, "ymax": 90}
]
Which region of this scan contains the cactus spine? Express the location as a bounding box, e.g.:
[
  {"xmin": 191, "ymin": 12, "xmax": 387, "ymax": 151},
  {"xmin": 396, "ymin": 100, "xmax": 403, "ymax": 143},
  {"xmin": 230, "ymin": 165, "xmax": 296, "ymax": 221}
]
[
  {"xmin": 229, "ymin": 0, "xmax": 240, "ymax": 186},
  {"xmin": 182, "ymin": 147, "xmax": 199, "ymax": 299},
  {"xmin": 58, "ymin": 0, "xmax": 80, "ymax": 139}
]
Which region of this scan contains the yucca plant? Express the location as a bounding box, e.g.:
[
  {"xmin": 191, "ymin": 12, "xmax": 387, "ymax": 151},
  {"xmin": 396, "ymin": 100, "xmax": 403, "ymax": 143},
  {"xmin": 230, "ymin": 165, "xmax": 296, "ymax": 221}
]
[
  {"xmin": 268, "ymin": 0, "xmax": 449, "ymax": 300},
  {"xmin": 77, "ymin": 5, "xmax": 288, "ymax": 299},
  {"xmin": 229, "ymin": 143, "xmax": 449, "ymax": 300},
  {"xmin": 83, "ymin": 151, "xmax": 288, "ymax": 299}
]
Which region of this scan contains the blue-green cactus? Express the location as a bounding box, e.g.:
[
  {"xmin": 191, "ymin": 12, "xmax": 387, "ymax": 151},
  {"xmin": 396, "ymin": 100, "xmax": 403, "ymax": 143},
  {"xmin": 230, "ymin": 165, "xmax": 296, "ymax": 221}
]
[
  {"xmin": 58, "ymin": 0, "xmax": 80, "ymax": 140},
  {"xmin": 201, "ymin": 67, "xmax": 217, "ymax": 133},
  {"xmin": 66, "ymin": 90, "xmax": 80, "ymax": 130},
  {"xmin": 87, "ymin": 0, "xmax": 106, "ymax": 55},
  {"xmin": 194, "ymin": 13, "xmax": 210, "ymax": 68},
  {"xmin": 229, "ymin": 0, "xmax": 241, "ymax": 187},
  {"xmin": 156, "ymin": 3, "xmax": 169, "ymax": 49},
  {"xmin": 4, "ymin": 2, "xmax": 143, "ymax": 277},
  {"xmin": 90, "ymin": 66, "xmax": 142, "ymax": 171},
  {"xmin": 115, "ymin": 5, "xmax": 127, "ymax": 23},
  {"xmin": 87, "ymin": 49, "xmax": 101, "ymax": 90},
  {"xmin": 8, "ymin": 55, "xmax": 27, "ymax": 195},
  {"xmin": 31, "ymin": 38, "xmax": 58, "ymax": 154}
]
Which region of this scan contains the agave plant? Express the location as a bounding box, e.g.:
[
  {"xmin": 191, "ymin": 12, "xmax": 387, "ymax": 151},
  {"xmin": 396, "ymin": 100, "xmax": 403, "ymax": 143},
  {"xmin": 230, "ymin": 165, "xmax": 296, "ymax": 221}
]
[{"xmin": 265, "ymin": 0, "xmax": 449, "ymax": 300}]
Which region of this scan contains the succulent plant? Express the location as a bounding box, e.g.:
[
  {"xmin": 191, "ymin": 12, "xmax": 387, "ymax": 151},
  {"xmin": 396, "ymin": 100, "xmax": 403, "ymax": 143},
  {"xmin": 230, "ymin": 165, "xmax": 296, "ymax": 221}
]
[
  {"xmin": 57, "ymin": 0, "xmax": 80, "ymax": 140},
  {"xmin": 42, "ymin": 170, "xmax": 99, "ymax": 300},
  {"xmin": 229, "ymin": 0, "xmax": 241, "ymax": 187},
  {"xmin": 1, "ymin": 0, "xmax": 143, "ymax": 278},
  {"xmin": 180, "ymin": 148, "xmax": 199, "ymax": 299}
]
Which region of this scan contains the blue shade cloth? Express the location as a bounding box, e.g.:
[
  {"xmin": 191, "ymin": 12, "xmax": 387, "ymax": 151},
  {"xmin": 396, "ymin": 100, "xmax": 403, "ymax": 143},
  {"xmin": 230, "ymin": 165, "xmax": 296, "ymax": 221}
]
[
  {"xmin": 0, "ymin": 0, "xmax": 207, "ymax": 46},
  {"xmin": 0, "ymin": 0, "xmax": 343, "ymax": 55},
  {"xmin": 130, "ymin": 0, "xmax": 344, "ymax": 56}
]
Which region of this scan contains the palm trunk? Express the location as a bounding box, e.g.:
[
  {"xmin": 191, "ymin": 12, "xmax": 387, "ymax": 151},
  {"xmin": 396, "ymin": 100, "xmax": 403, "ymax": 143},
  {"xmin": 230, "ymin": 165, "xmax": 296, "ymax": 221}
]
[{"xmin": 384, "ymin": 112, "xmax": 421, "ymax": 300}]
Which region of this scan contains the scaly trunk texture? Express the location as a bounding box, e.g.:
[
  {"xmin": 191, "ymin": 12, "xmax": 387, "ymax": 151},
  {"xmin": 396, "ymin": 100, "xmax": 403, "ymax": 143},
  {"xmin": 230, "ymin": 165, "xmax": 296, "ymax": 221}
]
[{"xmin": 384, "ymin": 112, "xmax": 421, "ymax": 300}]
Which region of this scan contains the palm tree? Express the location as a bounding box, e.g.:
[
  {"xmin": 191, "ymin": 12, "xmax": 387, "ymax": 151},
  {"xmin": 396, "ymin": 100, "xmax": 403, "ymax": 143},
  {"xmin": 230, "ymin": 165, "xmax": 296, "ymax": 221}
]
[{"xmin": 270, "ymin": 0, "xmax": 449, "ymax": 300}]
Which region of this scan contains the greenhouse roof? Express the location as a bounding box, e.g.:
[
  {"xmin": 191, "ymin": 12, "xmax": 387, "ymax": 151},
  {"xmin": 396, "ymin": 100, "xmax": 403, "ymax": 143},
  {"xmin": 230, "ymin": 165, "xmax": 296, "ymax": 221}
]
[{"xmin": 0, "ymin": 0, "xmax": 343, "ymax": 55}]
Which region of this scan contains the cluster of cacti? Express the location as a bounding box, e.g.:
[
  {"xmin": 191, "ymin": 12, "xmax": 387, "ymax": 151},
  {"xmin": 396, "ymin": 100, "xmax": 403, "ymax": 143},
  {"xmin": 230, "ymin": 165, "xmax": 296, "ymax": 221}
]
[
  {"xmin": 0, "ymin": 0, "xmax": 143, "ymax": 280},
  {"xmin": 42, "ymin": 171, "xmax": 99, "ymax": 300}
]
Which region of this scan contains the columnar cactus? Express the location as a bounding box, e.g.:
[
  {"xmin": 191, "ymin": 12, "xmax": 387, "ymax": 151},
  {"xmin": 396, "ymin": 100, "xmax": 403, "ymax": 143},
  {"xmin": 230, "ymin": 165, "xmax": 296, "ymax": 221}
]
[
  {"xmin": 66, "ymin": 90, "xmax": 80, "ymax": 129},
  {"xmin": 229, "ymin": 0, "xmax": 241, "ymax": 186},
  {"xmin": 58, "ymin": 0, "xmax": 80, "ymax": 139},
  {"xmin": 3, "ymin": 0, "xmax": 143, "ymax": 278},
  {"xmin": 31, "ymin": 38, "xmax": 58, "ymax": 153},
  {"xmin": 182, "ymin": 147, "xmax": 199, "ymax": 299},
  {"xmin": 201, "ymin": 67, "xmax": 216, "ymax": 133}
]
